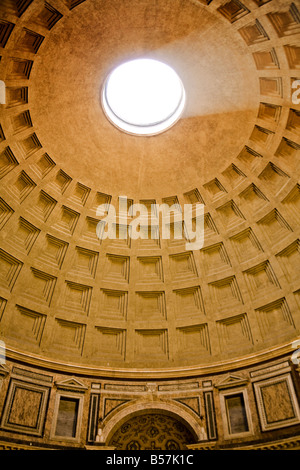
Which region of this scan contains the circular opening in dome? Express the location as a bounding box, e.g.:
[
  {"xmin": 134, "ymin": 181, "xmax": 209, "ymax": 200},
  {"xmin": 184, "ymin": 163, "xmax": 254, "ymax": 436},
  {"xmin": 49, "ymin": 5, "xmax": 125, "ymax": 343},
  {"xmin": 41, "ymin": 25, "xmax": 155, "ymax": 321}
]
[{"xmin": 101, "ymin": 59, "xmax": 186, "ymax": 136}]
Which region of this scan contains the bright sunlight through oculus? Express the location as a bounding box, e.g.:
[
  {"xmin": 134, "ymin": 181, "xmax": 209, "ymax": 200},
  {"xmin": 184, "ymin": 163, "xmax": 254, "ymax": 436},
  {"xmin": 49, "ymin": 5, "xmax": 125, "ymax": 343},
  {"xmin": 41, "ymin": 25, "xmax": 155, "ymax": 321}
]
[{"xmin": 102, "ymin": 59, "xmax": 186, "ymax": 135}]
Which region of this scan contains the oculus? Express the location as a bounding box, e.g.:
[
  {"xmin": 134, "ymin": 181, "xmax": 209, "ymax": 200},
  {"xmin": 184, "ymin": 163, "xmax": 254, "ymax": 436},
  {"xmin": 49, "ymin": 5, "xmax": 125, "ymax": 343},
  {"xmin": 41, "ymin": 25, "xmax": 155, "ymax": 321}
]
[{"xmin": 101, "ymin": 59, "xmax": 185, "ymax": 136}]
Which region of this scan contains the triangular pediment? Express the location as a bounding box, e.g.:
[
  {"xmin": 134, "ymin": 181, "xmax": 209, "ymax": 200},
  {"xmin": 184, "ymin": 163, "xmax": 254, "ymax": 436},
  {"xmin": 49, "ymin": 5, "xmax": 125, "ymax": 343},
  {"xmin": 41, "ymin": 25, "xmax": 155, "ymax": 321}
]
[
  {"xmin": 55, "ymin": 377, "xmax": 88, "ymax": 391},
  {"xmin": 214, "ymin": 374, "xmax": 248, "ymax": 390}
]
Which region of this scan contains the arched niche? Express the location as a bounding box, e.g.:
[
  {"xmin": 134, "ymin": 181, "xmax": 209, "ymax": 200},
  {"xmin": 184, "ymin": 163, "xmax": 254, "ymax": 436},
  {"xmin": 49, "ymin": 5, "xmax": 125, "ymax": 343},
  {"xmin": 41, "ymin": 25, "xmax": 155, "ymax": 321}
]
[{"xmin": 101, "ymin": 401, "xmax": 205, "ymax": 449}]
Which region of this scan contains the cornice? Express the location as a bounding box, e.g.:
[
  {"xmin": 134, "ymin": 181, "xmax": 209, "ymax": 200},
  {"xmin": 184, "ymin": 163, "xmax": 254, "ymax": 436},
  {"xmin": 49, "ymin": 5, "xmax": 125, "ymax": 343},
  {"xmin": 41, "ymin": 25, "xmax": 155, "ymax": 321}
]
[{"xmin": 4, "ymin": 339, "xmax": 298, "ymax": 380}]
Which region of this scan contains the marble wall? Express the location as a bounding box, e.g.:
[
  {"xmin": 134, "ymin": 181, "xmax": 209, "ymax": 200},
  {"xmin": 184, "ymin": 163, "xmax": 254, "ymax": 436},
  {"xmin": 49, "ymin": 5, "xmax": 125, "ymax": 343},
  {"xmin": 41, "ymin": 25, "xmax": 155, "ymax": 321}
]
[{"xmin": 0, "ymin": 354, "xmax": 299, "ymax": 450}]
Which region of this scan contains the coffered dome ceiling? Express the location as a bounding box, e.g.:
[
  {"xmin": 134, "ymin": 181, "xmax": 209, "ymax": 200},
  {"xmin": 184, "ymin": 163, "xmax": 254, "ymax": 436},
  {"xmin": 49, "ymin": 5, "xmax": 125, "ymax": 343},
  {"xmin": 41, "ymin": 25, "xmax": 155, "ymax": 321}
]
[{"xmin": 0, "ymin": 0, "xmax": 299, "ymax": 378}]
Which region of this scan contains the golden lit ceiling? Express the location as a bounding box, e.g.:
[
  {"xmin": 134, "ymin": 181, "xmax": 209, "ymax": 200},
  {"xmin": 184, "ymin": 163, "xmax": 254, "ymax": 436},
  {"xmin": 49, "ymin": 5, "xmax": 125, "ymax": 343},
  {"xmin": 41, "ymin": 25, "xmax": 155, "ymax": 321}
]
[{"xmin": 0, "ymin": 0, "xmax": 299, "ymax": 378}]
